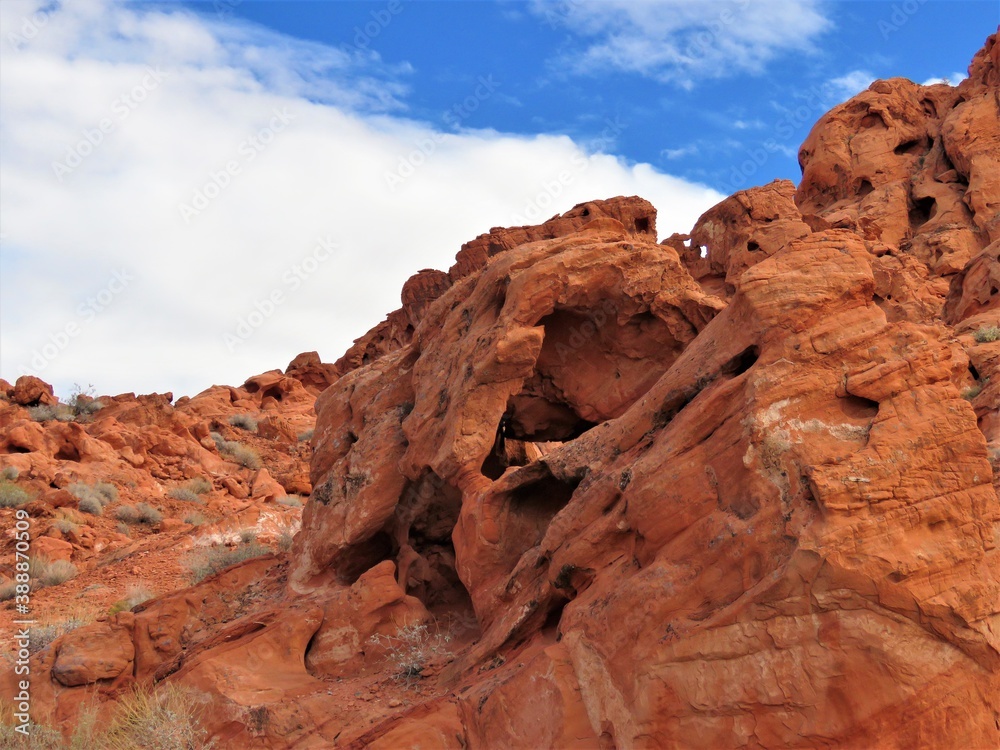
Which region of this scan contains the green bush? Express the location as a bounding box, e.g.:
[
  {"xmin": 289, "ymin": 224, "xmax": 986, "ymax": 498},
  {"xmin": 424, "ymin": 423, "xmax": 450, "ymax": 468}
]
[
  {"xmin": 0, "ymin": 481, "xmax": 29, "ymax": 508},
  {"xmin": 972, "ymin": 325, "xmax": 1000, "ymax": 343},
  {"xmin": 135, "ymin": 503, "xmax": 163, "ymax": 525},
  {"xmin": 185, "ymin": 541, "xmax": 269, "ymax": 583},
  {"xmin": 228, "ymin": 413, "xmax": 258, "ymax": 432},
  {"xmin": 0, "ymin": 466, "xmax": 19, "ymax": 481},
  {"xmin": 277, "ymin": 495, "xmax": 304, "ymax": 507},
  {"xmin": 297, "ymin": 429, "xmax": 314, "ymax": 442}
]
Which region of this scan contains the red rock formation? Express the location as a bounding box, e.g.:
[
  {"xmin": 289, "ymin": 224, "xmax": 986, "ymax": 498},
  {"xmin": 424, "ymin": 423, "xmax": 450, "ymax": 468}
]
[{"xmin": 3, "ymin": 34, "xmax": 999, "ymax": 750}]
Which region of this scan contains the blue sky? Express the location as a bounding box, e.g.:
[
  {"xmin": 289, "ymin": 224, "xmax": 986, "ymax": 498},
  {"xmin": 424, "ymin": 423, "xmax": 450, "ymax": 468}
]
[
  {"xmin": 0, "ymin": 1, "xmax": 996, "ymax": 398},
  {"xmin": 190, "ymin": 0, "xmax": 995, "ymax": 192}
]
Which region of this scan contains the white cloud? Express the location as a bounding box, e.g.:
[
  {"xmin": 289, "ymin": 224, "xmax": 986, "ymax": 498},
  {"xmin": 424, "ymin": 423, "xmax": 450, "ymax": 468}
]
[
  {"xmin": 921, "ymin": 72, "xmax": 966, "ymax": 87},
  {"xmin": 0, "ymin": 0, "xmax": 724, "ymax": 399},
  {"xmin": 530, "ymin": 0, "xmax": 831, "ymax": 86},
  {"xmin": 661, "ymin": 144, "xmax": 699, "ymax": 159},
  {"xmin": 823, "ymin": 69, "xmax": 875, "ymax": 104}
]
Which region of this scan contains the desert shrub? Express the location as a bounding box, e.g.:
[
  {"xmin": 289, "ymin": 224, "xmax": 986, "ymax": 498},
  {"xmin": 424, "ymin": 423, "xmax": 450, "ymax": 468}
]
[
  {"xmin": 239, "ymin": 528, "xmax": 258, "ymax": 544},
  {"xmin": 116, "ymin": 505, "xmax": 140, "ymax": 524},
  {"xmin": 183, "ymin": 512, "xmax": 209, "ymax": 526},
  {"xmin": 29, "ymin": 557, "xmax": 78, "ymax": 588},
  {"xmin": 277, "ymin": 494, "xmax": 304, "ymax": 507},
  {"xmin": 0, "ymin": 466, "xmax": 19, "ymax": 481},
  {"xmin": 972, "ymin": 325, "xmax": 1000, "ymax": 343},
  {"xmin": 297, "ymin": 429, "xmax": 314, "ymax": 442},
  {"xmin": 78, "ymin": 495, "xmax": 103, "ymax": 516},
  {"xmin": 27, "ymin": 403, "xmax": 74, "ymax": 422},
  {"xmin": 368, "ymin": 622, "xmax": 453, "ymax": 684},
  {"xmin": 216, "ymin": 439, "xmax": 261, "ymax": 469},
  {"xmin": 185, "ymin": 540, "xmax": 269, "ymax": 583},
  {"xmin": 65, "ymin": 384, "xmax": 104, "ymax": 420},
  {"xmin": 963, "ymin": 384, "xmax": 983, "ymax": 400},
  {"xmin": 211, "ymin": 431, "xmax": 261, "ymax": 468},
  {"xmin": 29, "ymin": 616, "xmax": 88, "ymax": 655},
  {"xmin": 108, "ymin": 583, "xmax": 154, "ymax": 615},
  {"xmin": 1, "ymin": 683, "xmax": 210, "ymax": 749},
  {"xmin": 228, "ymin": 413, "xmax": 258, "ymax": 432},
  {"xmin": 167, "ymin": 487, "xmax": 202, "ymax": 503},
  {"xmin": 54, "ymin": 518, "xmax": 79, "ymax": 534},
  {"xmin": 102, "ymin": 684, "xmax": 213, "ymax": 750},
  {"xmin": 69, "ymin": 481, "xmax": 118, "ymax": 509},
  {"xmin": 0, "ymin": 480, "xmax": 29, "ymax": 508},
  {"xmin": 278, "ymin": 531, "xmax": 294, "ymax": 552},
  {"xmin": 94, "ymin": 482, "xmax": 118, "ymax": 503},
  {"xmin": 184, "ymin": 477, "xmax": 212, "ymax": 495},
  {"xmin": 135, "ymin": 503, "xmax": 163, "ymax": 525}
]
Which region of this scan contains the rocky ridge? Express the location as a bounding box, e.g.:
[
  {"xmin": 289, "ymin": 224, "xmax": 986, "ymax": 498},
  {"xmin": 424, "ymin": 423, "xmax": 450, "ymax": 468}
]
[{"xmin": 2, "ymin": 33, "xmax": 999, "ymax": 750}]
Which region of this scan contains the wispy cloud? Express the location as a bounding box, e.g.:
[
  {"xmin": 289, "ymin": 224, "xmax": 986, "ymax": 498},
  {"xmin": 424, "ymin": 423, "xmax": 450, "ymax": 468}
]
[
  {"xmin": 530, "ymin": 0, "xmax": 832, "ymax": 87},
  {"xmin": 661, "ymin": 144, "xmax": 699, "ymax": 160},
  {"xmin": 921, "ymin": 72, "xmax": 967, "ymax": 86},
  {"xmin": 0, "ymin": 0, "xmax": 724, "ymax": 398},
  {"xmin": 822, "ymin": 69, "xmax": 875, "ymax": 104}
]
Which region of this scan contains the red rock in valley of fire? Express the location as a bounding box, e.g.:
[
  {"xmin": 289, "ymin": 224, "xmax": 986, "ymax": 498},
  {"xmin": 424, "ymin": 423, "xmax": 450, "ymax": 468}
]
[{"xmin": 2, "ymin": 32, "xmax": 998, "ymax": 750}]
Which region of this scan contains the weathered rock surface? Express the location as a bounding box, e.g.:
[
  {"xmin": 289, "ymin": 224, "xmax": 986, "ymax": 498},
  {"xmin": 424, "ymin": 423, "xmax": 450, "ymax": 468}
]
[{"xmin": 3, "ymin": 32, "xmax": 999, "ymax": 750}]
